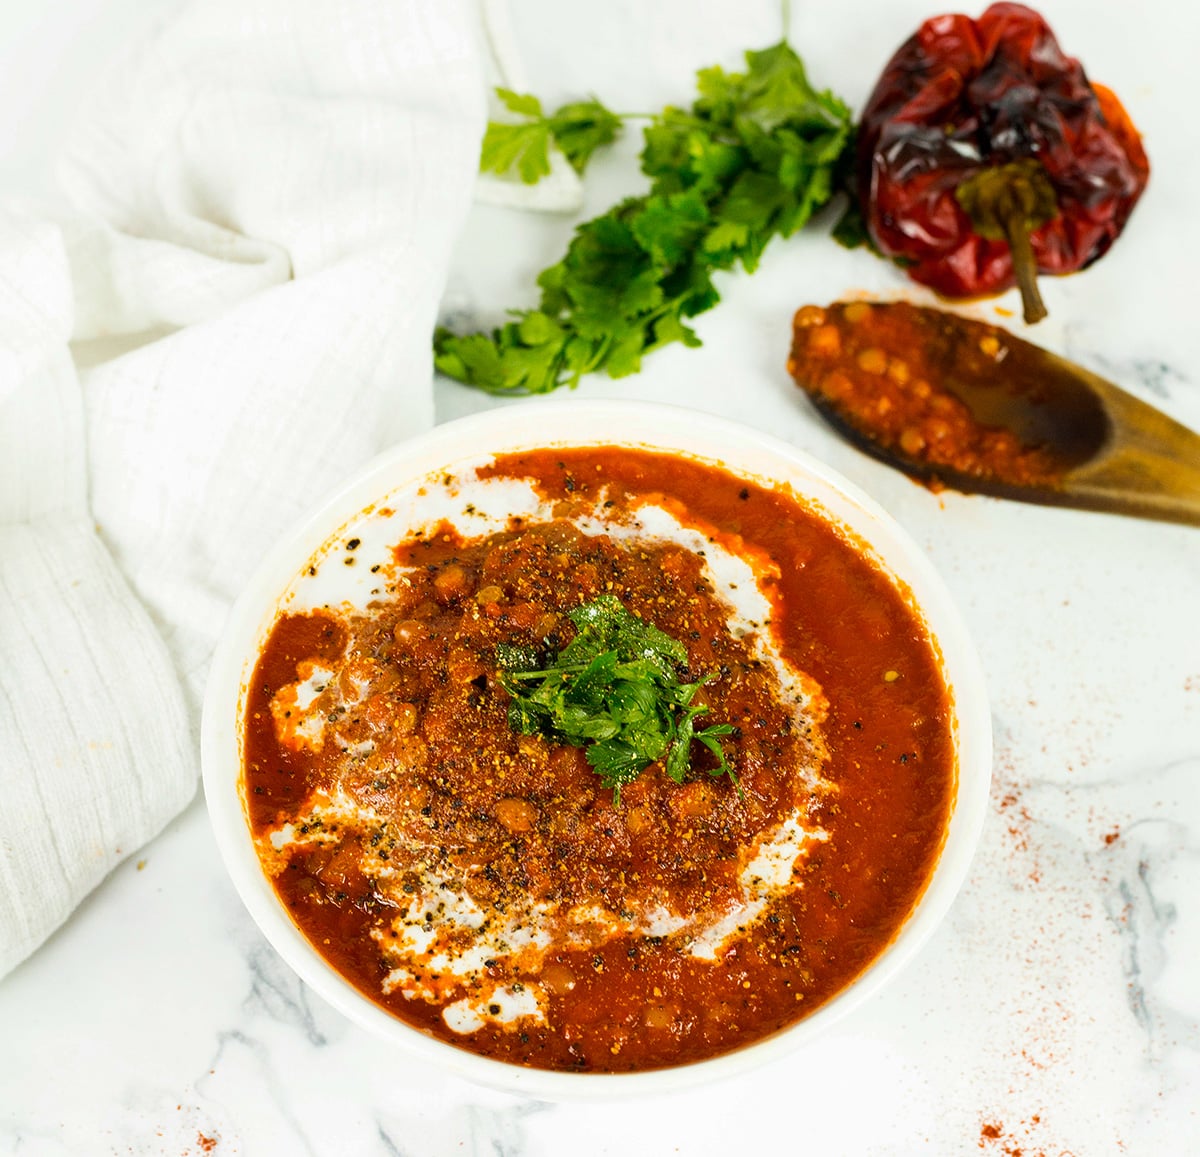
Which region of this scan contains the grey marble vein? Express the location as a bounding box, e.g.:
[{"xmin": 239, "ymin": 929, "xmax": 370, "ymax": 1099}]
[{"xmin": 242, "ymin": 935, "xmax": 331, "ymax": 1048}]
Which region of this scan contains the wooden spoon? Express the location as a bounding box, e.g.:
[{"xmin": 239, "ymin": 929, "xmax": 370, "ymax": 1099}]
[{"xmin": 789, "ymin": 302, "xmax": 1200, "ymax": 527}]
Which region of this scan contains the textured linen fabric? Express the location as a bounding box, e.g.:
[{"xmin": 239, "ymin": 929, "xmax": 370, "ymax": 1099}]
[{"xmin": 0, "ymin": 0, "xmax": 485, "ymax": 977}]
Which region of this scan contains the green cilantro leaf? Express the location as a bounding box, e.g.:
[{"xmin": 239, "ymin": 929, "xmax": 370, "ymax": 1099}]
[
  {"xmin": 495, "ymin": 641, "xmax": 541, "ymax": 671},
  {"xmin": 496, "ymin": 89, "xmax": 544, "ymax": 118},
  {"xmin": 481, "ymin": 89, "xmax": 553, "ymax": 185},
  {"xmin": 631, "ymin": 189, "xmax": 710, "ymax": 266},
  {"xmin": 738, "ymin": 43, "xmax": 827, "ymax": 132},
  {"xmin": 479, "ymin": 89, "xmax": 626, "ymax": 185},
  {"xmin": 547, "ymin": 99, "xmax": 624, "ymax": 174}
]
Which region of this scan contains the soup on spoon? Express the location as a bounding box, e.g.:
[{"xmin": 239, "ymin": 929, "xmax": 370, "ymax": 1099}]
[{"xmin": 788, "ymin": 301, "xmax": 1200, "ymax": 528}]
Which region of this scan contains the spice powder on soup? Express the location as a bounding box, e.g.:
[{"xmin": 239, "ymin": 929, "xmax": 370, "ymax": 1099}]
[{"xmin": 242, "ymin": 447, "xmax": 956, "ymax": 1072}]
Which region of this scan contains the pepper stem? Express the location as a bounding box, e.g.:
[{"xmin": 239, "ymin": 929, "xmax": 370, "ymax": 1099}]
[
  {"xmin": 955, "ymin": 160, "xmax": 1059, "ymax": 325},
  {"xmin": 1003, "ymin": 211, "xmax": 1048, "ymax": 325}
]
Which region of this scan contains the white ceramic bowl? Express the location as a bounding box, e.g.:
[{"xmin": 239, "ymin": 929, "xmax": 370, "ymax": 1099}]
[{"xmin": 202, "ymin": 399, "xmax": 991, "ymax": 1100}]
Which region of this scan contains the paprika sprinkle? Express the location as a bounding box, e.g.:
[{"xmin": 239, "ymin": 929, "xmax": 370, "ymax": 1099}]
[{"xmin": 855, "ymin": 3, "xmax": 1150, "ymax": 323}]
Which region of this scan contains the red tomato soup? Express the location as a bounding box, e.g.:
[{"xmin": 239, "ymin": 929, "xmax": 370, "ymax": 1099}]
[{"xmin": 242, "ymin": 448, "xmax": 956, "ymax": 1072}]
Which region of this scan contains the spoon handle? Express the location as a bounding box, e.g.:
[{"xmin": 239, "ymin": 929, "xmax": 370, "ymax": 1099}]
[{"xmin": 1064, "ymin": 375, "xmax": 1200, "ymax": 528}]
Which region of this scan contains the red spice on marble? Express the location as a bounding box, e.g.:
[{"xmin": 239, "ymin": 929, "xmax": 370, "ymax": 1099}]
[
  {"xmin": 978, "ymin": 1112, "xmax": 1072, "ymax": 1156},
  {"xmin": 997, "ymin": 786, "xmax": 1040, "ymax": 883}
]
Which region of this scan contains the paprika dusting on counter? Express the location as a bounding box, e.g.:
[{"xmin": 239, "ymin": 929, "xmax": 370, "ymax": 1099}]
[
  {"xmin": 854, "ymin": 2, "xmax": 1150, "ymax": 323},
  {"xmin": 242, "ymin": 448, "xmax": 956, "ymax": 1072}
]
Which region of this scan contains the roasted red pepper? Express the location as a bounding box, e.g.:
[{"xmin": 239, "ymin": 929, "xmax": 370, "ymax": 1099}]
[{"xmin": 856, "ymin": 2, "xmax": 1150, "ymax": 323}]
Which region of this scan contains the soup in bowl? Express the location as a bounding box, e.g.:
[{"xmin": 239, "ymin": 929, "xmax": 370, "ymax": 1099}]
[{"xmin": 202, "ymin": 400, "xmax": 991, "ymax": 1098}]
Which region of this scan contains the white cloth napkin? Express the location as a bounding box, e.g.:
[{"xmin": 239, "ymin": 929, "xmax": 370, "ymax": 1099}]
[{"xmin": 0, "ymin": 0, "xmax": 485, "ymax": 977}]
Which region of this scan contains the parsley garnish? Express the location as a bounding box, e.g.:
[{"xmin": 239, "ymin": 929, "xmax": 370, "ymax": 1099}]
[
  {"xmin": 480, "ymin": 89, "xmax": 626, "ymax": 184},
  {"xmin": 496, "ymin": 595, "xmax": 738, "ymax": 805},
  {"xmin": 435, "ymin": 42, "xmax": 852, "ymax": 394}
]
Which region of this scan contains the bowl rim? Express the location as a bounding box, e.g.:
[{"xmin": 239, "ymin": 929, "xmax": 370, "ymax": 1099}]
[{"xmin": 201, "ymin": 397, "xmax": 992, "ymax": 1101}]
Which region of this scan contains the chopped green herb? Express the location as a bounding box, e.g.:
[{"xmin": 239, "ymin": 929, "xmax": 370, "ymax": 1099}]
[
  {"xmin": 497, "ymin": 595, "xmax": 738, "ymax": 804},
  {"xmin": 437, "ymin": 42, "xmax": 852, "ymax": 395},
  {"xmin": 495, "ymin": 641, "xmax": 542, "ymax": 672}
]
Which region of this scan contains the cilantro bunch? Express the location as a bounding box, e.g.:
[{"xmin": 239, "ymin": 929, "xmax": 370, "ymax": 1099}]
[
  {"xmin": 496, "ymin": 595, "xmax": 737, "ymax": 805},
  {"xmin": 435, "ymin": 43, "xmax": 852, "ymax": 395}
]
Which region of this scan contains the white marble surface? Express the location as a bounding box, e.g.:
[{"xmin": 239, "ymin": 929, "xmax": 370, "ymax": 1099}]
[{"xmin": 3, "ymin": 1, "xmax": 1199, "ymax": 1154}]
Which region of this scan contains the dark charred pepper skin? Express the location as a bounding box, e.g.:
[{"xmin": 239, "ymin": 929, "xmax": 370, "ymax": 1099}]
[{"xmin": 857, "ymin": 3, "xmax": 1149, "ymax": 310}]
